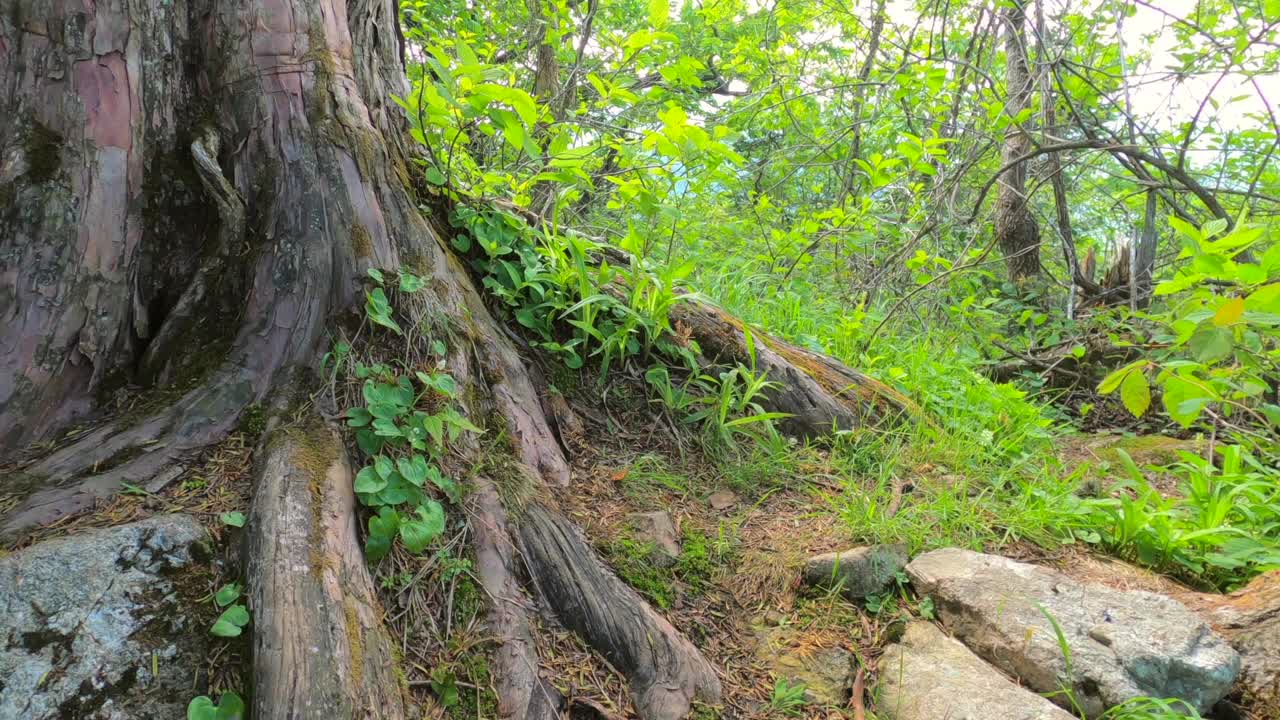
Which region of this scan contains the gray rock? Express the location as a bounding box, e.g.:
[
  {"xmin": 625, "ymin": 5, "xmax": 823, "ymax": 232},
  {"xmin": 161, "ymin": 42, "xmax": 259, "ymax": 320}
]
[
  {"xmin": 754, "ymin": 624, "xmax": 853, "ymax": 705},
  {"xmin": 878, "ymin": 622, "xmax": 1076, "ymax": 720},
  {"xmin": 802, "ymin": 544, "xmax": 908, "ymax": 601},
  {"xmin": 907, "ymin": 548, "xmax": 1239, "ymax": 717},
  {"xmin": 627, "ymin": 511, "xmax": 681, "ymax": 568},
  {"xmin": 0, "ymin": 515, "xmax": 213, "ymax": 719}
]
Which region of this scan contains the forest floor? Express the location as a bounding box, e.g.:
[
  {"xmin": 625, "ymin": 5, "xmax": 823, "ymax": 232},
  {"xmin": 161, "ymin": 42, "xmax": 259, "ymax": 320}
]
[{"xmin": 1, "ymin": 364, "xmax": 1270, "ymax": 720}]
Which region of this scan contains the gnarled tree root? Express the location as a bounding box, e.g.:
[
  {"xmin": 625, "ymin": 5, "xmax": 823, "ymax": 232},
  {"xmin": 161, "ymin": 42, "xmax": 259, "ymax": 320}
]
[
  {"xmin": 470, "ymin": 478, "xmax": 564, "ymax": 719},
  {"xmin": 245, "ymin": 420, "xmax": 407, "ymax": 719},
  {"xmin": 518, "ymin": 502, "xmax": 722, "ymax": 720}
]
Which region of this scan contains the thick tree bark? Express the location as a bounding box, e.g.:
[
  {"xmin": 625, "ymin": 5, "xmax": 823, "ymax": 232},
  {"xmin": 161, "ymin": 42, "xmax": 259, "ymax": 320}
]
[
  {"xmin": 995, "ymin": 0, "xmax": 1041, "ymax": 282},
  {"xmin": 246, "ymin": 420, "xmax": 407, "ymax": 719},
  {"xmin": 519, "ymin": 502, "xmax": 722, "ymax": 720}
]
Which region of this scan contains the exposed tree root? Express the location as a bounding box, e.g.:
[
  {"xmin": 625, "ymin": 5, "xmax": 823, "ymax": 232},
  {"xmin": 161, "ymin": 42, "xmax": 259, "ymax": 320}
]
[
  {"xmin": 518, "ymin": 502, "xmax": 722, "ymax": 720},
  {"xmin": 470, "ymin": 478, "xmax": 564, "ymax": 719},
  {"xmin": 245, "ymin": 420, "xmax": 407, "ymax": 719}
]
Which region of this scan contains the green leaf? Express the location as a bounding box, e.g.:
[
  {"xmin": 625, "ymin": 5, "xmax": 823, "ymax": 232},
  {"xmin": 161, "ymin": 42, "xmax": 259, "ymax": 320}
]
[
  {"xmin": 648, "ymin": 0, "xmax": 668, "ymax": 28},
  {"xmin": 424, "ymin": 167, "xmax": 447, "ymax": 186},
  {"xmin": 397, "ymin": 455, "xmax": 430, "ymax": 487},
  {"xmin": 346, "ymin": 407, "xmax": 373, "ymax": 427},
  {"xmin": 1245, "ymin": 283, "xmax": 1279, "ymax": 313},
  {"xmin": 1162, "ymin": 375, "xmax": 1213, "ymax": 428},
  {"xmin": 399, "ymin": 272, "xmax": 426, "ymax": 293},
  {"xmin": 219, "ymin": 511, "xmax": 245, "ymax": 528},
  {"xmin": 1188, "ymin": 323, "xmax": 1234, "ymax": 363},
  {"xmin": 188, "ymin": 697, "xmax": 218, "ymax": 720},
  {"xmin": 400, "ymin": 501, "xmax": 446, "ymax": 553},
  {"xmin": 355, "ymin": 466, "xmax": 387, "ymax": 494},
  {"xmin": 1119, "ymin": 368, "xmax": 1151, "ymax": 418},
  {"xmin": 214, "ymin": 692, "xmax": 246, "ymax": 720},
  {"xmin": 214, "ymin": 582, "xmax": 242, "ymax": 608},
  {"xmin": 210, "ymin": 604, "xmax": 250, "ymax": 637},
  {"xmin": 375, "ymin": 455, "xmax": 396, "ymax": 479}
]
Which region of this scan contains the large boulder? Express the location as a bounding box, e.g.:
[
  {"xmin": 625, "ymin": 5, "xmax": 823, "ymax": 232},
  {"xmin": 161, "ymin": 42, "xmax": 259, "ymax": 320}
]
[
  {"xmin": 0, "ymin": 515, "xmax": 214, "ymax": 719},
  {"xmin": 802, "ymin": 544, "xmax": 908, "ymax": 601},
  {"xmin": 878, "ymin": 622, "xmax": 1076, "ymax": 720},
  {"xmin": 907, "ymin": 548, "xmax": 1239, "ymax": 717}
]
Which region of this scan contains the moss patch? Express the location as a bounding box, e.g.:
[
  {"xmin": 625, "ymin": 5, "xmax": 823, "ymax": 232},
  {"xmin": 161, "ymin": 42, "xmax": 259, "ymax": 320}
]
[{"xmin": 24, "ymin": 121, "xmax": 63, "ymax": 183}]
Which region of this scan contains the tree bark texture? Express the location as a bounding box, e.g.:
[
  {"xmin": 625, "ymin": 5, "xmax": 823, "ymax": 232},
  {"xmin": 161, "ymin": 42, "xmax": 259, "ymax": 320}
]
[
  {"xmin": 995, "ymin": 0, "xmax": 1041, "ymax": 282},
  {"xmin": 246, "ymin": 421, "xmax": 407, "ymax": 719}
]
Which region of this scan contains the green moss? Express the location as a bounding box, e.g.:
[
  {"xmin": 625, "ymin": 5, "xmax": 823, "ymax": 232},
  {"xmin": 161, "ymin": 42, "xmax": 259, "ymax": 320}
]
[
  {"xmin": 351, "ymin": 223, "xmax": 373, "ymax": 259},
  {"xmin": 24, "ymin": 121, "xmax": 62, "ymax": 183},
  {"xmin": 237, "ymin": 403, "xmax": 267, "ymax": 440},
  {"xmin": 606, "ymin": 536, "xmax": 675, "ymax": 609}
]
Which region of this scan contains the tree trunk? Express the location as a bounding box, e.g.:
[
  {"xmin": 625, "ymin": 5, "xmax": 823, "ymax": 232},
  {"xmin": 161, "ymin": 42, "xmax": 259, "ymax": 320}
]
[
  {"xmin": 1, "ymin": 0, "xmax": 908, "ymax": 714},
  {"xmin": 995, "ymin": 0, "xmax": 1041, "ymax": 282}
]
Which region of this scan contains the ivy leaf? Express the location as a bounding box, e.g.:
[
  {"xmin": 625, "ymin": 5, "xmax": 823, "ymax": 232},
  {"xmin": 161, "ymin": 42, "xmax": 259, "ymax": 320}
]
[
  {"xmin": 1119, "ymin": 368, "xmax": 1151, "ymax": 418},
  {"xmin": 214, "ymin": 582, "xmax": 242, "ymax": 608},
  {"xmin": 219, "ymin": 511, "xmax": 245, "ymax": 528},
  {"xmin": 188, "ymin": 697, "xmax": 217, "ymax": 720},
  {"xmin": 399, "ymin": 272, "xmax": 426, "ymax": 293},
  {"xmin": 210, "ymin": 604, "xmax": 250, "ymax": 637},
  {"xmin": 374, "ymin": 455, "xmax": 396, "ymax": 480},
  {"xmin": 346, "ymin": 406, "xmax": 373, "ymax": 427},
  {"xmin": 214, "ymin": 692, "xmax": 246, "ymax": 720},
  {"xmin": 397, "ymin": 455, "xmax": 430, "ymax": 487},
  {"xmin": 354, "ymin": 466, "xmax": 387, "ymax": 494},
  {"xmin": 399, "ymin": 501, "xmax": 446, "ymax": 553}
]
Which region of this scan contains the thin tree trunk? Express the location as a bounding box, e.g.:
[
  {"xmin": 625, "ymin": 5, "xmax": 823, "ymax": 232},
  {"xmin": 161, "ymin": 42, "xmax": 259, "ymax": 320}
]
[{"xmin": 995, "ymin": 0, "xmax": 1041, "ymax": 282}]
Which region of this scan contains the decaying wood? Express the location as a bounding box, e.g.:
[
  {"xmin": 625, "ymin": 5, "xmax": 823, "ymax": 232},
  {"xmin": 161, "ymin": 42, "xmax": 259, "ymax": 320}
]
[
  {"xmin": 470, "ymin": 479, "xmax": 563, "ymax": 719},
  {"xmin": 671, "ymin": 301, "xmax": 912, "ymax": 436},
  {"xmin": 245, "ymin": 421, "xmax": 407, "ymax": 719},
  {"xmin": 518, "ymin": 502, "xmax": 722, "ymax": 720}
]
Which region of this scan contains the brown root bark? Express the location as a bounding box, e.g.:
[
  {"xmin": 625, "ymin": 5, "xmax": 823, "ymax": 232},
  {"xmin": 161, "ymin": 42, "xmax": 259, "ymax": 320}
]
[
  {"xmin": 470, "ymin": 478, "xmax": 564, "ymax": 719},
  {"xmin": 245, "ymin": 420, "xmax": 407, "ymax": 719},
  {"xmin": 518, "ymin": 502, "xmax": 722, "ymax": 720}
]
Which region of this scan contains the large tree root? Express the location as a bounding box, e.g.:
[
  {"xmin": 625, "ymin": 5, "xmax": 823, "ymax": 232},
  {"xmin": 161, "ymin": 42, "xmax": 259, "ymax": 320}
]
[
  {"xmin": 518, "ymin": 502, "xmax": 722, "ymax": 720},
  {"xmin": 245, "ymin": 420, "xmax": 407, "ymax": 719},
  {"xmin": 470, "ymin": 478, "xmax": 564, "ymax": 719}
]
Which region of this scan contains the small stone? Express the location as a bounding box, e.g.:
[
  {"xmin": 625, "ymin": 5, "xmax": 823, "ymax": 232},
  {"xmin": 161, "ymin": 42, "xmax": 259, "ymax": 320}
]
[
  {"xmin": 906, "ymin": 548, "xmax": 1239, "ymax": 717},
  {"xmin": 802, "ymin": 544, "xmax": 908, "ymax": 601},
  {"xmin": 754, "ymin": 624, "xmax": 853, "ymax": 705},
  {"xmin": 707, "ymin": 490, "xmax": 737, "ymax": 510},
  {"xmin": 878, "ymin": 622, "xmax": 1076, "ymax": 720},
  {"xmin": 627, "ymin": 511, "xmax": 680, "ymax": 568}
]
